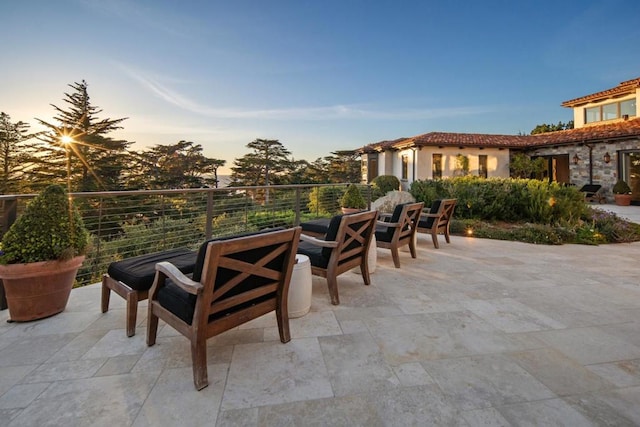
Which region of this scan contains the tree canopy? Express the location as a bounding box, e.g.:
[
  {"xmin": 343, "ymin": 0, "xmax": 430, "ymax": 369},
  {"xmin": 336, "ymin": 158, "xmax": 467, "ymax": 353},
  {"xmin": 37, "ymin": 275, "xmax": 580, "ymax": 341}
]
[
  {"xmin": 130, "ymin": 140, "xmax": 226, "ymax": 189},
  {"xmin": 230, "ymin": 139, "xmax": 293, "ymax": 187},
  {"xmin": 0, "ymin": 112, "xmax": 40, "ymax": 194},
  {"xmin": 34, "ymin": 80, "xmax": 131, "ymax": 192},
  {"xmin": 530, "ymin": 121, "xmax": 574, "ymax": 135},
  {"xmin": 3, "ymin": 81, "xmax": 363, "ymax": 194}
]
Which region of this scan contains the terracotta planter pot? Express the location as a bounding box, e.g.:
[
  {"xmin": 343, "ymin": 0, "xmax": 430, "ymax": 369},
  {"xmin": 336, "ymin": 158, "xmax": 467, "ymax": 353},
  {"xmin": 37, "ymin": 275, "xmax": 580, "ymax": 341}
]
[
  {"xmin": 614, "ymin": 194, "xmax": 632, "ymax": 206},
  {"xmin": 0, "ymin": 256, "xmax": 84, "ymax": 321}
]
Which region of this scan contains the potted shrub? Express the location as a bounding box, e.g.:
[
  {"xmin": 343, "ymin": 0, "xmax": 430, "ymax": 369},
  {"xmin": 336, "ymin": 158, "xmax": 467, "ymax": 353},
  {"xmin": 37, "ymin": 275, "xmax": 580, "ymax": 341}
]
[
  {"xmin": 0, "ymin": 185, "xmax": 90, "ymax": 321},
  {"xmin": 340, "ymin": 184, "xmax": 367, "ymax": 214},
  {"xmin": 612, "ymin": 179, "xmax": 632, "ymax": 206}
]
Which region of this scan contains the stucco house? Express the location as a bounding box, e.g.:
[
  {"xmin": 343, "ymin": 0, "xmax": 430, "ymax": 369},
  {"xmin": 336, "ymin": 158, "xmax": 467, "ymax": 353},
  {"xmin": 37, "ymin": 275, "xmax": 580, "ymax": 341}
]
[{"xmin": 358, "ymin": 77, "xmax": 640, "ymax": 204}]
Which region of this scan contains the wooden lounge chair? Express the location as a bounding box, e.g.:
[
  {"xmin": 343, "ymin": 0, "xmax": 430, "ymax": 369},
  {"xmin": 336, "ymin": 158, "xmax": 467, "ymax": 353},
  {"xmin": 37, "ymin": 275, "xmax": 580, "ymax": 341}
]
[
  {"xmin": 296, "ymin": 210, "xmax": 378, "ymax": 305},
  {"xmin": 375, "ymin": 202, "xmax": 424, "ymax": 268},
  {"xmin": 146, "ymin": 227, "xmax": 301, "ymax": 390},
  {"xmin": 579, "ymin": 184, "xmax": 606, "ymax": 203},
  {"xmin": 417, "ymin": 199, "xmax": 457, "ymax": 249}
]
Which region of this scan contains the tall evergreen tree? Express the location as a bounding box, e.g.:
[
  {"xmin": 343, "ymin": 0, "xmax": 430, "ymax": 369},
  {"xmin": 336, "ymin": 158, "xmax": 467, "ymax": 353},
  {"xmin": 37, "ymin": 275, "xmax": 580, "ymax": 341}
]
[
  {"xmin": 230, "ymin": 139, "xmax": 292, "ymax": 187},
  {"xmin": 34, "ymin": 80, "xmax": 131, "ymax": 191},
  {"xmin": 132, "ymin": 140, "xmax": 226, "ymax": 189},
  {"xmin": 325, "ymin": 150, "xmax": 361, "ymax": 183},
  {"xmin": 0, "ymin": 112, "xmax": 40, "ymax": 194}
]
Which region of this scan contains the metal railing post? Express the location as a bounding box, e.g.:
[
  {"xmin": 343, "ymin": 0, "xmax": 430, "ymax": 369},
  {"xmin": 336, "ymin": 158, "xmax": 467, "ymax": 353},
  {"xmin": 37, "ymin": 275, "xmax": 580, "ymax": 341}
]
[
  {"xmin": 1, "ymin": 198, "xmax": 17, "ymax": 236},
  {"xmin": 294, "ymin": 187, "xmax": 301, "ymax": 226},
  {"xmin": 205, "ymin": 190, "xmax": 213, "ymax": 239}
]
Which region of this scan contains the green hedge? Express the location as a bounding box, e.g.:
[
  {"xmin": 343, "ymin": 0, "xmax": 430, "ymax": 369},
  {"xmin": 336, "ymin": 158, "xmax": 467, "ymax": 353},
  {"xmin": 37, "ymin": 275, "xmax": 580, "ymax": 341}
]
[
  {"xmin": 409, "ymin": 177, "xmax": 587, "ymax": 224},
  {"xmin": 371, "ymin": 175, "xmax": 401, "ymax": 199}
]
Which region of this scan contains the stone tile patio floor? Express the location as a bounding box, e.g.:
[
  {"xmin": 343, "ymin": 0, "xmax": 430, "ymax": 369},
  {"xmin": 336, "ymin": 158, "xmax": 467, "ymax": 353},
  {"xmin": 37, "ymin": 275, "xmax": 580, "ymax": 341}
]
[{"xmin": 1, "ymin": 208, "xmax": 640, "ymax": 426}]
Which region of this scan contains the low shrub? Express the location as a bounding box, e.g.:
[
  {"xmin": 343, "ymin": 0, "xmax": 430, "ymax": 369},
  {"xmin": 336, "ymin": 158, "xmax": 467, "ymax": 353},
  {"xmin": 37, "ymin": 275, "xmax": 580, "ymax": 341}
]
[
  {"xmin": 581, "ymin": 208, "xmax": 640, "ymax": 243},
  {"xmin": 410, "ymin": 177, "xmax": 586, "ymax": 225},
  {"xmin": 371, "ymin": 175, "xmax": 400, "ymax": 199},
  {"xmin": 340, "ymin": 184, "xmax": 367, "ymax": 209}
]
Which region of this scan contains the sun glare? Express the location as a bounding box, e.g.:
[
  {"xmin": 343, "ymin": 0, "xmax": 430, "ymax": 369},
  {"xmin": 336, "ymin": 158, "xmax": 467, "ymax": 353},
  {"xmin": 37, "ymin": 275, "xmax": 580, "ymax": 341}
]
[{"xmin": 60, "ymin": 135, "xmax": 73, "ymax": 144}]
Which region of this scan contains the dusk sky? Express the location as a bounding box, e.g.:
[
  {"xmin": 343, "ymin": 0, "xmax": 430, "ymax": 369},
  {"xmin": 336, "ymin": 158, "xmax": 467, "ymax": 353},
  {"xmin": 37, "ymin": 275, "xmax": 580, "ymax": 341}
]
[{"xmin": 2, "ymin": 0, "xmax": 640, "ymax": 174}]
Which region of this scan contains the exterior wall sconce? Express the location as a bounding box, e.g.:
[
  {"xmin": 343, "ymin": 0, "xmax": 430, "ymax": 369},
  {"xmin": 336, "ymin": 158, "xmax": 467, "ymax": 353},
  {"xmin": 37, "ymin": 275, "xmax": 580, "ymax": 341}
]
[
  {"xmin": 603, "ymin": 152, "xmax": 611, "ymax": 164},
  {"xmin": 573, "ymin": 153, "xmax": 580, "ymax": 165}
]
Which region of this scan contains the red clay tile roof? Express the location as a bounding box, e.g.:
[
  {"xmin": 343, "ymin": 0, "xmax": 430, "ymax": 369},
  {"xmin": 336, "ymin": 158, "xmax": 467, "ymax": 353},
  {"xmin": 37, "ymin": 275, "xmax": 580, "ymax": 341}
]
[
  {"xmin": 561, "ymin": 77, "xmax": 640, "ymax": 107},
  {"xmin": 357, "ymin": 118, "xmax": 640, "ymax": 152},
  {"xmin": 406, "ymin": 132, "xmax": 531, "ymax": 149},
  {"xmin": 528, "ymin": 117, "xmax": 640, "ymax": 146}
]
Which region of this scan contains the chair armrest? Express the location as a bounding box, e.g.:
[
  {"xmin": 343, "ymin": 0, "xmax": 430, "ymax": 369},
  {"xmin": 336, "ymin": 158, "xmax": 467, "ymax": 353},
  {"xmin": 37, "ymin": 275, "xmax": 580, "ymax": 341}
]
[
  {"xmin": 420, "ymin": 213, "xmax": 439, "ymax": 219},
  {"xmin": 155, "ymin": 261, "xmax": 203, "ymax": 295},
  {"xmin": 376, "ymin": 220, "xmax": 400, "ymax": 228},
  {"xmin": 300, "ymin": 233, "xmax": 339, "ymax": 248},
  {"xmin": 378, "ymin": 212, "xmax": 393, "ymax": 220}
]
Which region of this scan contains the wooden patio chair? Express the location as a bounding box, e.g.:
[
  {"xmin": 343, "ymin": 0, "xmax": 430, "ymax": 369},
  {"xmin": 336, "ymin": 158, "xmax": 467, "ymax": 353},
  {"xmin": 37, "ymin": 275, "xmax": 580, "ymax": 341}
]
[
  {"xmin": 296, "ymin": 210, "xmax": 378, "ymax": 305},
  {"xmin": 417, "ymin": 199, "xmax": 457, "ymax": 249},
  {"xmin": 146, "ymin": 227, "xmax": 301, "ymax": 390},
  {"xmin": 579, "ymin": 184, "xmax": 606, "ymax": 203},
  {"xmin": 375, "ymin": 202, "xmax": 424, "ymax": 268}
]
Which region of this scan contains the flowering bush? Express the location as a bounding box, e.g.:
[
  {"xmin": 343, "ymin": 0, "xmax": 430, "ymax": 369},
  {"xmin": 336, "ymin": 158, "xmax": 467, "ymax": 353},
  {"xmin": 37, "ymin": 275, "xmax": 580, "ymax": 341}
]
[{"xmin": 582, "ymin": 208, "xmax": 640, "ymax": 243}]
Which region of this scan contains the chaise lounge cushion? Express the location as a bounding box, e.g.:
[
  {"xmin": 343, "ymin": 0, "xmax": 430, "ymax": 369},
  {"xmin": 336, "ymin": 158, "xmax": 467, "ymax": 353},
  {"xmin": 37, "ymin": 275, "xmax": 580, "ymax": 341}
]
[{"xmin": 107, "ymin": 248, "xmax": 197, "ymax": 291}]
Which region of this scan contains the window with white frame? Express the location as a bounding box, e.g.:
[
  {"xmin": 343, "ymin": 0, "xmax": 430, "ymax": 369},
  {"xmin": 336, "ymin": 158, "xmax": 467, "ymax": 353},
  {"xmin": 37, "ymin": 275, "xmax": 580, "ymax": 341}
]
[{"xmin": 585, "ymin": 98, "xmax": 637, "ymax": 123}]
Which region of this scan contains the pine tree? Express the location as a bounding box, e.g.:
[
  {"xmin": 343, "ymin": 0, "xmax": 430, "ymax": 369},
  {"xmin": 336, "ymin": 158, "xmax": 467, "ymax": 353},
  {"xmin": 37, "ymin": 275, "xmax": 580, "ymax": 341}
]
[
  {"xmin": 0, "ymin": 112, "xmax": 40, "ymax": 194},
  {"xmin": 133, "ymin": 140, "xmax": 226, "ymax": 189},
  {"xmin": 230, "ymin": 139, "xmax": 292, "ymax": 187},
  {"xmin": 34, "ymin": 80, "xmax": 131, "ymax": 191}
]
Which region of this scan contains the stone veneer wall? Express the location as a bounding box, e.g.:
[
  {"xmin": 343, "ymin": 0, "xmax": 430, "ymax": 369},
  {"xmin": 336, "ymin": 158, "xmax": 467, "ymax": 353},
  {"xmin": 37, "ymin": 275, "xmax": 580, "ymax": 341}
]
[{"xmin": 526, "ymin": 137, "xmax": 640, "ymax": 203}]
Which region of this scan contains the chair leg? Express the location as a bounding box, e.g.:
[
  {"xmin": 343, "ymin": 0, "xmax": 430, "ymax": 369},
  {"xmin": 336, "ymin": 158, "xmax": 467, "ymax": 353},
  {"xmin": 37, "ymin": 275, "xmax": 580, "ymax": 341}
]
[
  {"xmin": 275, "ymin": 305, "xmax": 291, "ymax": 343},
  {"xmin": 444, "ymin": 226, "xmax": 451, "ymax": 244},
  {"xmin": 147, "ymin": 306, "xmax": 159, "ymax": 347},
  {"xmin": 101, "ymin": 276, "xmax": 111, "ymax": 313},
  {"xmin": 431, "ymin": 229, "xmax": 440, "ymax": 249},
  {"xmin": 327, "ymin": 275, "xmax": 340, "ymax": 305},
  {"xmin": 191, "ymin": 338, "xmax": 209, "ymax": 390},
  {"xmin": 390, "ymin": 247, "xmax": 401, "ymax": 268},
  {"xmin": 359, "ymin": 263, "xmax": 371, "ymax": 286},
  {"xmin": 409, "ymin": 236, "xmax": 417, "ymax": 259},
  {"xmin": 125, "ymin": 291, "xmax": 139, "ymax": 338}
]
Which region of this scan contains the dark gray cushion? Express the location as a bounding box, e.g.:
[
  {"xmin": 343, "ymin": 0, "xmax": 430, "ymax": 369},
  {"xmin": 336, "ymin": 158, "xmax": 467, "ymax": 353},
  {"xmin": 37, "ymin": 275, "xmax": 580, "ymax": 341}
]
[
  {"xmin": 107, "ymin": 248, "xmax": 196, "ymax": 291},
  {"xmin": 322, "ymin": 215, "xmax": 345, "ymax": 260},
  {"xmin": 299, "ymin": 213, "xmax": 372, "ymax": 267},
  {"xmin": 375, "ymin": 203, "xmax": 406, "ymax": 242},
  {"xmin": 297, "ymin": 240, "xmax": 329, "ymax": 269},
  {"xmin": 418, "ymin": 200, "xmax": 442, "ymax": 229},
  {"xmin": 192, "ymin": 227, "xmax": 284, "ymax": 282},
  {"xmin": 300, "ymin": 218, "xmax": 331, "ymax": 236}
]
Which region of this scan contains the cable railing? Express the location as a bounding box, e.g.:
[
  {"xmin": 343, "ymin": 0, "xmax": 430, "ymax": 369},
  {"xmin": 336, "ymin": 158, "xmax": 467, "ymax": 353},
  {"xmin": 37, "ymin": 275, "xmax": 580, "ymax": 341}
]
[{"xmin": 0, "ymin": 183, "xmax": 372, "ymax": 286}]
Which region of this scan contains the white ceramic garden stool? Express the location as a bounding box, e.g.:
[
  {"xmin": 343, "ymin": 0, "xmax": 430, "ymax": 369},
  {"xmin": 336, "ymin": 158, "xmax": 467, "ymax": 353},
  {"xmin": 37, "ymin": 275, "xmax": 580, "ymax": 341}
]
[{"xmin": 288, "ymin": 254, "xmax": 312, "ymax": 318}]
